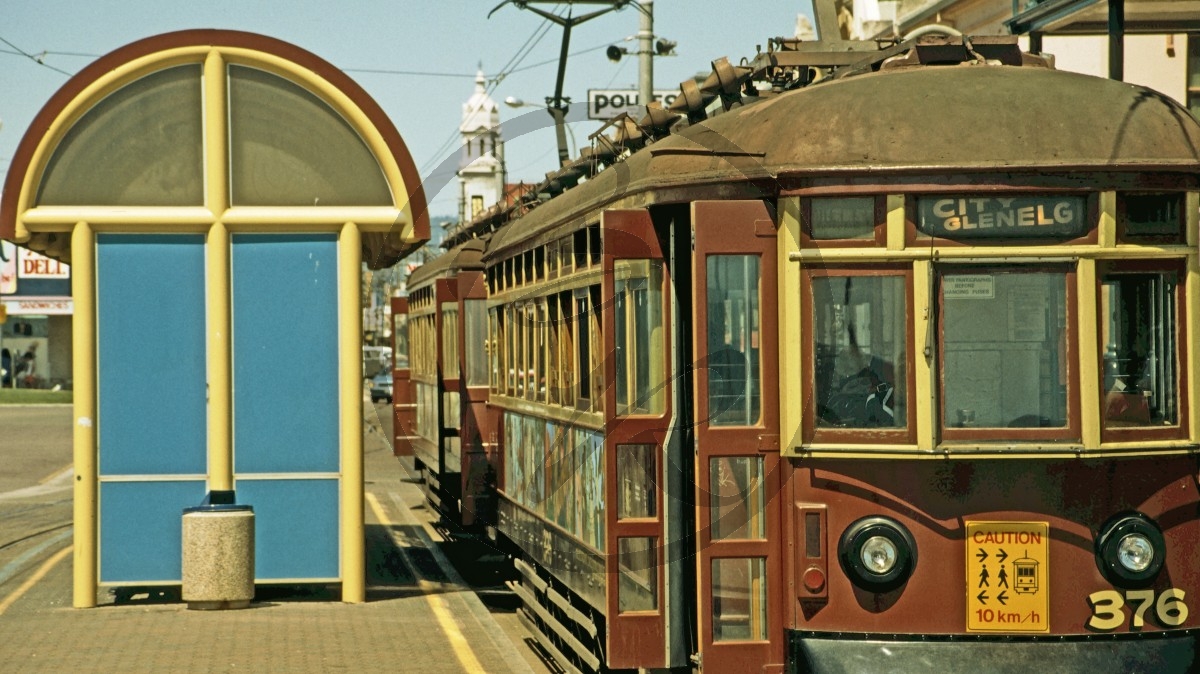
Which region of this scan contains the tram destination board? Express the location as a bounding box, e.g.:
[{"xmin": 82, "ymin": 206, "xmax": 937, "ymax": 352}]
[{"xmin": 965, "ymin": 521, "xmax": 1050, "ymax": 633}]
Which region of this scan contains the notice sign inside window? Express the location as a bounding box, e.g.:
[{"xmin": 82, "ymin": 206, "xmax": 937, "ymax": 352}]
[
  {"xmin": 944, "ymin": 275, "xmax": 994, "ymax": 300},
  {"xmin": 918, "ymin": 196, "xmax": 1087, "ymax": 239}
]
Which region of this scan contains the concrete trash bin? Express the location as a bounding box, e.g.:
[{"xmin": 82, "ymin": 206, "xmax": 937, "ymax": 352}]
[{"xmin": 181, "ymin": 504, "xmax": 255, "ymax": 610}]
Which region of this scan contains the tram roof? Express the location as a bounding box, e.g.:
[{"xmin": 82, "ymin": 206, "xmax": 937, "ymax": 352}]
[
  {"xmin": 406, "ymin": 237, "xmax": 487, "ymax": 289},
  {"xmin": 485, "ymin": 62, "xmax": 1200, "ymax": 259}
]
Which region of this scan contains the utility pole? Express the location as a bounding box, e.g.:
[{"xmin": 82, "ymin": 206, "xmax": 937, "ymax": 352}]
[{"xmin": 638, "ymin": 0, "xmax": 653, "ymax": 109}]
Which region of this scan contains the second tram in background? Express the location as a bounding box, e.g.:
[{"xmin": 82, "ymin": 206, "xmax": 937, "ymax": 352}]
[{"xmin": 391, "ymin": 31, "xmax": 1200, "ymax": 674}]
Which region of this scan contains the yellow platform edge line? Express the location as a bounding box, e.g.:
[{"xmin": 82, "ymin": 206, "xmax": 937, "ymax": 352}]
[
  {"xmin": 0, "ymin": 546, "xmax": 74, "ymax": 616},
  {"xmin": 364, "ymin": 493, "xmax": 488, "ymax": 674}
]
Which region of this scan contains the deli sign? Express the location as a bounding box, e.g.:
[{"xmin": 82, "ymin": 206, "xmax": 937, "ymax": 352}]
[
  {"xmin": 17, "ymin": 247, "xmax": 70, "ymax": 279},
  {"xmin": 918, "ymin": 196, "xmax": 1087, "ymax": 239}
]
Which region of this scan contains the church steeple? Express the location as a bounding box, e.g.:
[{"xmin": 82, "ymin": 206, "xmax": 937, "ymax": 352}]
[{"xmin": 458, "ymin": 68, "xmax": 504, "ymax": 223}]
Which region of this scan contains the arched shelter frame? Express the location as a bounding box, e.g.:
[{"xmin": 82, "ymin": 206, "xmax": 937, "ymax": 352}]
[{"xmin": 0, "ymin": 30, "xmax": 429, "ymax": 607}]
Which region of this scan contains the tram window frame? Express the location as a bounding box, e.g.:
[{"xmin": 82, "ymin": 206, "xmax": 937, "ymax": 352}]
[
  {"xmin": 547, "ymin": 298, "xmax": 560, "ymax": 405},
  {"xmin": 706, "ymin": 255, "xmax": 764, "ymax": 428},
  {"xmin": 488, "ymin": 307, "xmax": 500, "ymax": 392},
  {"xmin": 547, "ymin": 239, "xmax": 559, "ymax": 280},
  {"xmin": 575, "ymin": 290, "xmax": 591, "ymax": 412},
  {"xmin": 588, "ymin": 224, "xmax": 602, "ymax": 267},
  {"xmin": 523, "ymin": 302, "xmax": 536, "ymax": 401},
  {"xmin": 1098, "ymin": 260, "xmax": 1188, "ymax": 442},
  {"xmin": 1118, "ymin": 192, "xmax": 1185, "ymax": 243},
  {"xmin": 573, "ymin": 229, "xmax": 588, "ymax": 270},
  {"xmin": 559, "ymin": 291, "xmax": 576, "ymax": 408},
  {"xmin": 464, "ymin": 299, "xmax": 489, "ymax": 387},
  {"xmin": 614, "ymin": 260, "xmax": 667, "ymax": 417},
  {"xmin": 561, "ymin": 235, "xmax": 574, "ymax": 276},
  {"xmin": 938, "ymin": 265, "xmax": 1080, "ymax": 443},
  {"xmin": 589, "ymin": 284, "xmax": 605, "ymax": 412},
  {"xmin": 535, "ymin": 298, "xmax": 548, "ymax": 403},
  {"xmin": 801, "ymin": 266, "xmax": 915, "ymax": 444},
  {"xmin": 441, "ymin": 303, "xmax": 460, "ymax": 380},
  {"xmin": 801, "ymin": 196, "xmax": 886, "ymax": 247},
  {"xmin": 505, "ymin": 303, "xmax": 516, "ymax": 396}
]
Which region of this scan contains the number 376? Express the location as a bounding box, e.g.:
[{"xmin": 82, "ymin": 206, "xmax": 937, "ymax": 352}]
[{"xmin": 1088, "ymin": 589, "xmax": 1188, "ymax": 631}]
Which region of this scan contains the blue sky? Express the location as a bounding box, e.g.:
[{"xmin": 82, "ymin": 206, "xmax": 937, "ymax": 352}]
[{"xmin": 1, "ymin": 1, "xmax": 815, "ymax": 217}]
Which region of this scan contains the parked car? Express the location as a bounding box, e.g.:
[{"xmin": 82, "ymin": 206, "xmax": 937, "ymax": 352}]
[{"xmin": 370, "ymin": 372, "xmax": 393, "ymax": 404}]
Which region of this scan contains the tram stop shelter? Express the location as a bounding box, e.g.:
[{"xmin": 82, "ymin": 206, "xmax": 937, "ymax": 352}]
[{"xmin": 0, "ymin": 30, "xmax": 429, "ymax": 607}]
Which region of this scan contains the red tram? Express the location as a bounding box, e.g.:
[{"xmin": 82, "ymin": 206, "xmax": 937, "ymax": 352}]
[
  {"xmin": 392, "ymin": 238, "xmax": 498, "ymax": 531},
  {"xmin": 395, "ymin": 34, "xmax": 1200, "ymax": 673}
]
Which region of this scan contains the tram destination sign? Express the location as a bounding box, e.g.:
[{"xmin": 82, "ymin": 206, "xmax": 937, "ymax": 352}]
[
  {"xmin": 965, "ymin": 521, "xmax": 1050, "ymax": 633},
  {"xmin": 918, "ymin": 196, "xmax": 1087, "ymax": 239}
]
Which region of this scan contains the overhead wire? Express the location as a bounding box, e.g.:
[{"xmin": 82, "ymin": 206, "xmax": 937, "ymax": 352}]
[
  {"xmin": 418, "ymin": 4, "xmax": 562, "ymax": 176},
  {"xmin": 0, "ymin": 36, "xmax": 76, "ymax": 77}
]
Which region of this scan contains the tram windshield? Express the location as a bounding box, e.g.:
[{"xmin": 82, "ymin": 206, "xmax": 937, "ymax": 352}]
[
  {"xmin": 1101, "ymin": 269, "xmax": 1179, "ymax": 428},
  {"xmin": 812, "ymin": 275, "xmax": 907, "ymax": 429},
  {"xmin": 941, "ymin": 270, "xmax": 1068, "ymax": 430}
]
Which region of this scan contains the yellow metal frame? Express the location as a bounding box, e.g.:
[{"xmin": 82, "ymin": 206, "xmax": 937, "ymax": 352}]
[
  {"xmin": 13, "ymin": 44, "xmax": 407, "ymax": 606},
  {"xmin": 782, "ymin": 191, "xmax": 1200, "ymax": 460}
]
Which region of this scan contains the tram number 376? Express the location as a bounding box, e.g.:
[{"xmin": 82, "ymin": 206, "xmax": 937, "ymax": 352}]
[{"xmin": 1087, "ymin": 588, "xmax": 1188, "ymax": 631}]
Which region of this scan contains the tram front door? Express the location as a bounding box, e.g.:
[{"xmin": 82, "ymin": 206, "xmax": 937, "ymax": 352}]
[{"xmin": 691, "ymin": 200, "xmax": 784, "ymax": 673}]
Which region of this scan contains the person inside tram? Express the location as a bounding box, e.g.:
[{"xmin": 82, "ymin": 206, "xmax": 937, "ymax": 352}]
[{"xmin": 1104, "ymin": 352, "xmax": 1151, "ymax": 424}]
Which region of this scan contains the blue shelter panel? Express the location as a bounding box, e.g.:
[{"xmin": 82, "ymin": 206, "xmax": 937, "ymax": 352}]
[
  {"xmin": 96, "ymin": 234, "xmax": 207, "ymax": 476},
  {"xmin": 99, "ymin": 480, "xmax": 207, "ymax": 583},
  {"xmin": 232, "ymin": 234, "xmax": 339, "ymax": 474},
  {"xmin": 235, "ymin": 478, "xmax": 339, "ymax": 580}
]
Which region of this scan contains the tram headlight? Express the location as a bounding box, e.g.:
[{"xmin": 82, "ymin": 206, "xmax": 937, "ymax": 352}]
[
  {"xmin": 839, "ymin": 516, "xmax": 917, "ymax": 592},
  {"xmin": 1095, "ymin": 512, "xmax": 1165, "ymax": 587},
  {"xmin": 860, "ymin": 535, "xmax": 898, "ymax": 575},
  {"xmin": 1116, "ymin": 533, "xmax": 1154, "ymax": 573}
]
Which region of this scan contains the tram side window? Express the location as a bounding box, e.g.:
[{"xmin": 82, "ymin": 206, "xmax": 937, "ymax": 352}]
[
  {"xmin": 442, "ymin": 305, "xmax": 459, "ymax": 380},
  {"xmin": 712, "ymin": 558, "xmax": 767, "ymax": 642},
  {"xmin": 811, "ymin": 274, "xmax": 907, "ymax": 430},
  {"xmin": 1121, "ymin": 193, "xmax": 1184, "ymax": 240},
  {"xmin": 535, "ymin": 299, "xmax": 547, "ymax": 403},
  {"xmin": 524, "ymin": 303, "xmax": 537, "ymax": 401},
  {"xmin": 1101, "ymin": 269, "xmax": 1180, "ymax": 429},
  {"xmin": 617, "ymin": 443, "xmax": 657, "ymax": 519},
  {"xmin": 575, "ymin": 293, "xmax": 591, "ymax": 410},
  {"xmin": 590, "ymin": 285, "xmax": 605, "ymax": 411},
  {"xmin": 941, "ymin": 270, "xmax": 1069, "ymax": 430},
  {"xmin": 393, "ymin": 314, "xmax": 408, "ymax": 369},
  {"xmin": 559, "ymin": 292, "xmax": 576, "ymax": 408},
  {"xmin": 465, "ymin": 300, "xmax": 488, "ymax": 387},
  {"xmin": 490, "ymin": 307, "xmax": 504, "ymax": 394},
  {"xmin": 808, "ymin": 197, "xmax": 876, "ymax": 240},
  {"xmin": 706, "ymin": 256, "xmax": 761, "ymax": 426},
  {"xmin": 505, "ymin": 304, "xmax": 516, "ymax": 396},
  {"xmin": 615, "ymin": 261, "xmax": 665, "ymax": 416},
  {"xmin": 617, "ymin": 537, "xmax": 658, "ymax": 613},
  {"xmin": 547, "ymin": 299, "xmax": 560, "ymax": 405}
]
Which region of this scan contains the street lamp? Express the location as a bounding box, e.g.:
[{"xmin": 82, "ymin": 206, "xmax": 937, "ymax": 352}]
[{"xmin": 504, "ymin": 96, "xmax": 578, "ymax": 160}]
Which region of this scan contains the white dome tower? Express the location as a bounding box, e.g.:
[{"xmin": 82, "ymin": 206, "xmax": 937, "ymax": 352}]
[{"xmin": 458, "ymin": 69, "xmax": 505, "ymax": 223}]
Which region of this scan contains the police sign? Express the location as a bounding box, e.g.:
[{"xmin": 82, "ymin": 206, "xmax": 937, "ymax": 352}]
[{"xmin": 588, "ymin": 89, "xmax": 679, "ymax": 120}]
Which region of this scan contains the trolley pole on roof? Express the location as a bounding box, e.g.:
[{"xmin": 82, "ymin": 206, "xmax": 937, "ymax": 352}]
[{"xmin": 490, "ymin": 0, "xmax": 633, "ymax": 166}]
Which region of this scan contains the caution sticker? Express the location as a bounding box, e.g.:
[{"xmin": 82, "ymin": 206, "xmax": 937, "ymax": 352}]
[{"xmin": 965, "ymin": 521, "xmax": 1050, "ymax": 633}]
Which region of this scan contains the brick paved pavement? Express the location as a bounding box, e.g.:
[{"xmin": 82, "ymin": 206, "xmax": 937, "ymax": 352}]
[{"xmin": 0, "ymin": 403, "xmax": 538, "ymax": 674}]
